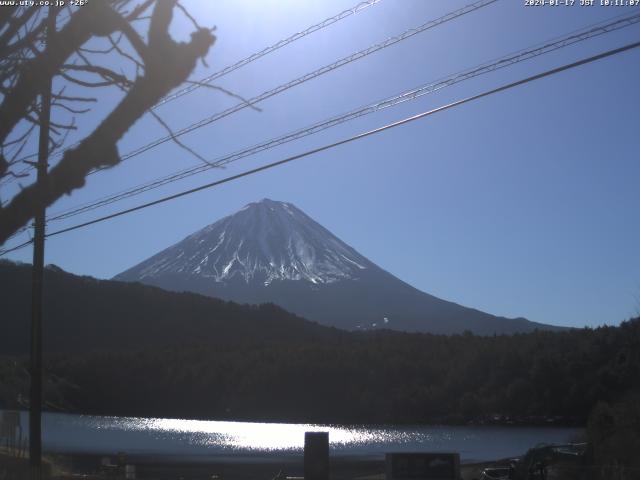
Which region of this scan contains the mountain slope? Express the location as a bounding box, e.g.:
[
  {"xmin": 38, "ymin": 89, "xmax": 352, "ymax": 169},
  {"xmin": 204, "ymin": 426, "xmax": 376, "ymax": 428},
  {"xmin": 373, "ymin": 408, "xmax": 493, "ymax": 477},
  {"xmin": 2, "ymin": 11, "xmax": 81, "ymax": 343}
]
[
  {"xmin": 116, "ymin": 199, "xmax": 559, "ymax": 335},
  {"xmin": 117, "ymin": 199, "xmax": 373, "ymax": 286},
  {"xmin": 0, "ymin": 260, "xmax": 337, "ymax": 355}
]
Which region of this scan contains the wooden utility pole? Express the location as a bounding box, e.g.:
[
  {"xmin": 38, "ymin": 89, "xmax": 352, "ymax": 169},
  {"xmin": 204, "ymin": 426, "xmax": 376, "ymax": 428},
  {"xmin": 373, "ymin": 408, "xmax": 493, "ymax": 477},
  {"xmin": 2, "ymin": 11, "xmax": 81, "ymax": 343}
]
[{"xmin": 30, "ymin": 6, "xmax": 55, "ymax": 478}]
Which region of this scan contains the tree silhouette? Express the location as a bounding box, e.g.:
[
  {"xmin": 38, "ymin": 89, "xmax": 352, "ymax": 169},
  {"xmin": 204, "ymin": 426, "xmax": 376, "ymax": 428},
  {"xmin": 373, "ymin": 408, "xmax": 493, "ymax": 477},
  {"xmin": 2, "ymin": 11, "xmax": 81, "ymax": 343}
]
[{"xmin": 0, "ymin": 1, "xmax": 215, "ymax": 244}]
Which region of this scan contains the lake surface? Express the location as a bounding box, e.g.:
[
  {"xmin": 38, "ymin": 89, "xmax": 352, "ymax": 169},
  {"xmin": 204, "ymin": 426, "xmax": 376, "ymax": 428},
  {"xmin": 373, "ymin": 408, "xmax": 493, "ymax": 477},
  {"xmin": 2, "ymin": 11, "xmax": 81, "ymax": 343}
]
[{"xmin": 9, "ymin": 411, "xmax": 581, "ymax": 463}]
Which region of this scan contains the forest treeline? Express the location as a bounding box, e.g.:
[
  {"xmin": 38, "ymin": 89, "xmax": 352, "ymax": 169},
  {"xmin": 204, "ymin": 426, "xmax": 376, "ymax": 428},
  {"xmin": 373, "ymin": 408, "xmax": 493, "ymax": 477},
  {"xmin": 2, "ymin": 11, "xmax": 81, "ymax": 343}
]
[
  {"xmin": 1, "ymin": 261, "xmax": 638, "ymax": 425},
  {"xmin": 2, "ymin": 320, "xmax": 639, "ymax": 425},
  {"xmin": 0, "ymin": 260, "xmax": 338, "ymax": 356}
]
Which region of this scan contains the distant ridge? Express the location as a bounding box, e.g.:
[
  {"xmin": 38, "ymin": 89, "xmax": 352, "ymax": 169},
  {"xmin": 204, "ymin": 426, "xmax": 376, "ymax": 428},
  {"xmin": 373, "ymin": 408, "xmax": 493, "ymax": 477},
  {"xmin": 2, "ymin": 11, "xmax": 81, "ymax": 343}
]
[
  {"xmin": 116, "ymin": 199, "xmax": 561, "ymax": 335},
  {"xmin": 0, "ymin": 259, "xmax": 335, "ymax": 355}
]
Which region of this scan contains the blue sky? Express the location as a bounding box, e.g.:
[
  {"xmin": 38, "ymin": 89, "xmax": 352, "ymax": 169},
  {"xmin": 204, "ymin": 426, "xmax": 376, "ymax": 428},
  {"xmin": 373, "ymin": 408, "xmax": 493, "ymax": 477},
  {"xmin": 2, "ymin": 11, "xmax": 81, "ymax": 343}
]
[{"xmin": 2, "ymin": 0, "xmax": 640, "ymax": 328}]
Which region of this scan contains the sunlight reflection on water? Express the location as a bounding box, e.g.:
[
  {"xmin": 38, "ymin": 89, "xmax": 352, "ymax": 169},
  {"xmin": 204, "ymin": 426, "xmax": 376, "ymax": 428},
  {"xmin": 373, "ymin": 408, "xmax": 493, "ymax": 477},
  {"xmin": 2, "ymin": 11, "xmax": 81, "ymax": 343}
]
[
  {"xmin": 9, "ymin": 411, "xmax": 581, "ymax": 461},
  {"xmin": 101, "ymin": 416, "xmax": 427, "ymax": 452}
]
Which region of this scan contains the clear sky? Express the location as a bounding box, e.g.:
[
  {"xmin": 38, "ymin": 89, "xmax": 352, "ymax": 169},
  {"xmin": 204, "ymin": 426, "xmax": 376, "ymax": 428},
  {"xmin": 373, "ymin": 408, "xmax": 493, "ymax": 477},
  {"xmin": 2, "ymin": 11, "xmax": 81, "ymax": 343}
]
[{"xmin": 2, "ymin": 0, "xmax": 639, "ymax": 328}]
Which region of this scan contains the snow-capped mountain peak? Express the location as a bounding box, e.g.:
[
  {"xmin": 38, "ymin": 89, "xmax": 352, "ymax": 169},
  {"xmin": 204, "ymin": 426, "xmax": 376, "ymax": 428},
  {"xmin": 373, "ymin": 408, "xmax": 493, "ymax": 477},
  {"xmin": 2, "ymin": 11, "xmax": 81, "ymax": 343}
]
[
  {"xmin": 115, "ymin": 198, "xmax": 554, "ymax": 335},
  {"xmin": 117, "ymin": 199, "xmax": 372, "ymax": 286}
]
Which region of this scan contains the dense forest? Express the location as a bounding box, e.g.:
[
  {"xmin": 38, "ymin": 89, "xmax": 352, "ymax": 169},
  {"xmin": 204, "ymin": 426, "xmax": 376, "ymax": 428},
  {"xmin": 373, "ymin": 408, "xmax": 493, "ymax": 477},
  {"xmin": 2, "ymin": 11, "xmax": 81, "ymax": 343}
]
[
  {"xmin": 2, "ymin": 322, "xmax": 638, "ymax": 425},
  {"xmin": 47, "ymin": 320, "xmax": 640, "ymax": 424},
  {"xmin": 1, "ymin": 260, "xmax": 639, "ymax": 425},
  {"xmin": 0, "ymin": 260, "xmax": 339, "ymax": 355}
]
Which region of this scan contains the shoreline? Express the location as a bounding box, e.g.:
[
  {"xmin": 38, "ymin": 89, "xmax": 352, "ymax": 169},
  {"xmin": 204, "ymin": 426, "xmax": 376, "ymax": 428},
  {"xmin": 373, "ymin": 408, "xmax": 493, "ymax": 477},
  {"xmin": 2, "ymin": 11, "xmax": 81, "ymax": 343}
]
[
  {"xmin": 5, "ymin": 407, "xmax": 585, "ymax": 429},
  {"xmin": 51, "ymin": 451, "xmax": 509, "ymax": 480}
]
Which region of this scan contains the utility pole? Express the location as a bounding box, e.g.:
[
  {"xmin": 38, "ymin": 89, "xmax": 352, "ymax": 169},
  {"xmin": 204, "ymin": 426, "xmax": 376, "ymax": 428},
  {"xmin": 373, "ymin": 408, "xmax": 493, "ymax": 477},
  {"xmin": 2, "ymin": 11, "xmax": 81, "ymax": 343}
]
[{"xmin": 30, "ymin": 6, "xmax": 55, "ymax": 478}]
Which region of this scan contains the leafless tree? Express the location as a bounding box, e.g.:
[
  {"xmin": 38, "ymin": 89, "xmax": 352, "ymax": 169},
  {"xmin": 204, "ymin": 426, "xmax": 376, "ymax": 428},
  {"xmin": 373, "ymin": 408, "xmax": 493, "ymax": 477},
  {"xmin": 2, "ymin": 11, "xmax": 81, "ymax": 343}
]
[{"xmin": 0, "ymin": 0, "xmax": 216, "ymax": 245}]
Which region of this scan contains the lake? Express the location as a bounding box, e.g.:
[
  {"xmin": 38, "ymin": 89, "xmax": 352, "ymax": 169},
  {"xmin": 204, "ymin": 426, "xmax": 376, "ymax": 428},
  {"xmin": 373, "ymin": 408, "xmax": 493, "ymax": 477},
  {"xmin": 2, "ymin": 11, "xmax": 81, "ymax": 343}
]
[{"xmin": 7, "ymin": 411, "xmax": 581, "ymax": 463}]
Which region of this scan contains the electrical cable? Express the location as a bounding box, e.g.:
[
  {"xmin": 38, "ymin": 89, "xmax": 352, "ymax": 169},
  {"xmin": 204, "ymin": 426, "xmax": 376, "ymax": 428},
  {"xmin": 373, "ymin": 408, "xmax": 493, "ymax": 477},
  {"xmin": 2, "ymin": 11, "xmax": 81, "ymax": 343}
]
[
  {"xmin": 3, "ymin": 37, "xmax": 635, "ymax": 257},
  {"xmin": 0, "ymin": 0, "xmax": 384, "ymax": 186},
  {"xmin": 43, "ymin": 11, "xmax": 640, "ymax": 223}
]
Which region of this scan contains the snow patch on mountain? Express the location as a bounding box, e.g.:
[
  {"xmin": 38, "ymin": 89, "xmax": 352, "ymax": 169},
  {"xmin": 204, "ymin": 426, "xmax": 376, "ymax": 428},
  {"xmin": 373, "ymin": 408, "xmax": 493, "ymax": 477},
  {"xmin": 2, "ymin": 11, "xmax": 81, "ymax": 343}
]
[{"xmin": 117, "ymin": 199, "xmax": 372, "ymax": 286}]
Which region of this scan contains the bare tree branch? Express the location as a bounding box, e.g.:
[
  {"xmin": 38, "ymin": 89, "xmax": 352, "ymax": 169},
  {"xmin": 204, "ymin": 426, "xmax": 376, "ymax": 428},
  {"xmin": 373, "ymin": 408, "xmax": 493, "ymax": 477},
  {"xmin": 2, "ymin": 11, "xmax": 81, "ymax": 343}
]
[
  {"xmin": 149, "ymin": 109, "xmax": 211, "ymax": 166},
  {"xmin": 0, "ymin": 15, "xmax": 47, "ymax": 58},
  {"xmin": 106, "ymin": 33, "xmax": 144, "ymax": 70},
  {"xmin": 52, "ymin": 102, "xmax": 91, "ymax": 115},
  {"xmin": 184, "ymin": 80, "xmax": 262, "ymax": 112},
  {"xmin": 0, "ymin": 1, "xmax": 215, "ymax": 244},
  {"xmin": 60, "ymin": 64, "xmax": 133, "ymax": 88},
  {"xmin": 176, "ymin": 2, "xmax": 202, "ymax": 31},
  {"xmin": 0, "ymin": 2, "xmax": 123, "ymax": 144},
  {"xmin": 0, "ymin": 7, "xmax": 38, "ymax": 53},
  {"xmin": 51, "ymin": 94, "xmax": 97, "ymax": 103},
  {"xmin": 124, "ymin": 0, "xmax": 156, "ymax": 22},
  {"xmin": 59, "ymin": 72, "xmax": 118, "ymax": 89}
]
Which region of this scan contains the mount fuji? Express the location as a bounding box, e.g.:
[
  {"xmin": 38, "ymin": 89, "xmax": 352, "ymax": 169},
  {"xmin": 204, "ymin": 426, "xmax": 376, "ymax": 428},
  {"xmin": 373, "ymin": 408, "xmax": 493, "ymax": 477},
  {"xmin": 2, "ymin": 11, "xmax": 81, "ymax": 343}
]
[{"xmin": 115, "ymin": 199, "xmax": 557, "ymax": 335}]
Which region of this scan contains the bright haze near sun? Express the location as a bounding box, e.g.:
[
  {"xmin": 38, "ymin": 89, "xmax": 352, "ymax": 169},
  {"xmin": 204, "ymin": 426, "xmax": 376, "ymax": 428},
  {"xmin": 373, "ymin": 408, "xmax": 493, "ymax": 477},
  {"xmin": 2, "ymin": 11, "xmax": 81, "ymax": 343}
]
[{"xmin": 2, "ymin": 0, "xmax": 639, "ymax": 328}]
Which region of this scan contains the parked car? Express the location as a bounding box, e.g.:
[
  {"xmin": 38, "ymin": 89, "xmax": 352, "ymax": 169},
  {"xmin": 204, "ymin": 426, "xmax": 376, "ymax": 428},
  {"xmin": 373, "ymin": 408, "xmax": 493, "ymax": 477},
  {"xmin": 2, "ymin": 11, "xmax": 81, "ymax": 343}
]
[{"xmin": 479, "ymin": 466, "xmax": 512, "ymax": 480}]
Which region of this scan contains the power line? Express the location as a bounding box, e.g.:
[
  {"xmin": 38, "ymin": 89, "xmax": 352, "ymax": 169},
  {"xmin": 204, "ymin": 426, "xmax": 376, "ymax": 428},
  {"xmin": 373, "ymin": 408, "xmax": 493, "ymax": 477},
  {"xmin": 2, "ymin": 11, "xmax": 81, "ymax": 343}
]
[
  {"xmin": 30, "ymin": 0, "xmax": 498, "ymax": 219},
  {"xmin": 5, "ymin": 0, "xmax": 494, "ymax": 187},
  {"xmin": 87, "ymin": 0, "xmax": 497, "ymax": 175},
  {"xmin": 1, "ymin": 0, "xmax": 496, "ymax": 248},
  {"xmin": 0, "ymin": 238, "xmax": 33, "ymax": 256},
  {"xmin": 3, "ymin": 0, "xmax": 495, "ymax": 189},
  {"xmin": 0, "ymin": 0, "xmax": 384, "ymax": 186},
  {"xmin": 4, "ymin": 226, "xmax": 29, "ymax": 242},
  {"xmin": 156, "ymin": 0, "xmax": 383, "ymax": 108},
  {"xmin": 43, "ymin": 11, "xmax": 640, "ymax": 223},
  {"xmin": 1, "ymin": 38, "xmax": 634, "ymax": 257}
]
